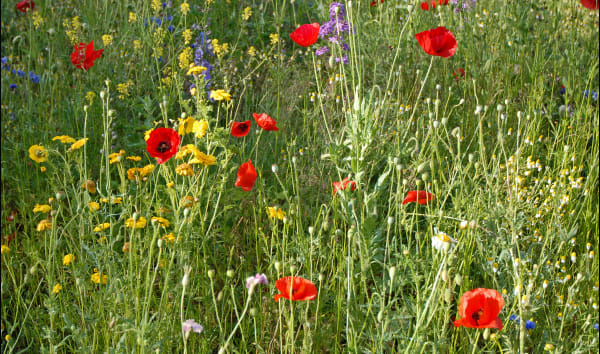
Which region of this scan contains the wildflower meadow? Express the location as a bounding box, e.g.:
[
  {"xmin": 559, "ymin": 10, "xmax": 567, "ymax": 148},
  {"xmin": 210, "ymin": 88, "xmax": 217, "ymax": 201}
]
[{"xmin": 1, "ymin": 0, "xmax": 599, "ymax": 352}]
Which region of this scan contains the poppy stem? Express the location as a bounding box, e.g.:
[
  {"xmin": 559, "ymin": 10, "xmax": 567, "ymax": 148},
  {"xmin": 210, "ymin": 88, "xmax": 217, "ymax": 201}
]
[
  {"xmin": 220, "ymin": 291, "xmax": 253, "ymax": 353},
  {"xmin": 404, "ymin": 56, "xmax": 434, "ymax": 142}
]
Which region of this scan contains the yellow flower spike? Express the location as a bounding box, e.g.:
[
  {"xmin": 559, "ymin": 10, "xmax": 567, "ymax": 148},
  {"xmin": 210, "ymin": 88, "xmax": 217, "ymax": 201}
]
[
  {"xmin": 91, "ymin": 269, "xmax": 108, "ymax": 284},
  {"xmin": 162, "ymin": 232, "xmax": 177, "ymax": 243},
  {"xmin": 144, "ymin": 129, "xmax": 153, "ymax": 141},
  {"xmin": 28, "ymin": 145, "xmax": 48, "ymax": 163},
  {"xmin": 126, "ymin": 156, "xmax": 141, "ymax": 162},
  {"xmin": 52, "ymin": 283, "xmax": 62, "ymax": 294}
]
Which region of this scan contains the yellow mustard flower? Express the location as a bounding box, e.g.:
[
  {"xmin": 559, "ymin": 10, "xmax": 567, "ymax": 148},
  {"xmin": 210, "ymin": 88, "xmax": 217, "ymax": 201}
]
[
  {"xmin": 1, "ymin": 245, "xmax": 10, "ymax": 255},
  {"xmin": 247, "ymin": 46, "xmax": 257, "ymax": 57},
  {"xmin": 242, "ymin": 6, "xmax": 252, "ymax": 21},
  {"xmin": 33, "ymin": 204, "xmax": 52, "ymax": 213},
  {"xmin": 29, "ymin": 145, "xmax": 48, "ymax": 163},
  {"xmin": 93, "ymin": 222, "xmax": 110, "ymax": 232},
  {"xmin": 52, "ymin": 283, "xmax": 62, "ymax": 294},
  {"xmin": 82, "ymin": 180, "xmax": 97, "ymax": 194},
  {"xmin": 63, "ymin": 254, "xmax": 75, "ymax": 266},
  {"xmin": 151, "ymin": 216, "xmax": 171, "ymax": 228},
  {"xmin": 125, "ymin": 216, "xmax": 147, "ymax": 229},
  {"xmin": 89, "ymin": 202, "xmax": 100, "ymax": 212},
  {"xmin": 178, "ymin": 47, "xmax": 193, "ymax": 70},
  {"xmin": 110, "ymin": 196, "xmax": 123, "ymax": 204},
  {"xmin": 102, "ymin": 34, "xmax": 113, "ymax": 46},
  {"xmin": 183, "ymin": 29, "xmax": 193, "ymax": 45},
  {"xmin": 52, "ymin": 135, "xmax": 76, "ymax": 144},
  {"xmin": 36, "ymin": 219, "xmax": 52, "ymax": 232},
  {"xmin": 189, "ymin": 151, "xmax": 216, "ymax": 166},
  {"xmin": 180, "ymin": 2, "xmax": 190, "ymax": 15},
  {"xmin": 209, "ymin": 89, "xmax": 231, "ymax": 101},
  {"xmin": 190, "ymin": 87, "xmax": 197, "ymax": 96},
  {"xmin": 162, "ymin": 232, "xmax": 177, "ymax": 243},
  {"xmin": 269, "ymin": 33, "xmax": 279, "ymax": 45},
  {"xmin": 68, "ymin": 138, "xmax": 88, "ymax": 151},
  {"xmin": 126, "ymin": 156, "xmax": 141, "ymax": 162},
  {"xmin": 186, "ymin": 65, "xmax": 207, "ymax": 76},
  {"xmin": 91, "ymin": 268, "xmax": 108, "ymax": 284},
  {"xmin": 85, "ymin": 91, "xmax": 96, "ymax": 103},
  {"xmin": 267, "ymin": 207, "xmax": 286, "ymax": 220},
  {"xmin": 128, "ymin": 12, "xmax": 137, "ymax": 23},
  {"xmin": 175, "ymin": 163, "xmax": 194, "ymax": 176},
  {"xmin": 193, "ymin": 120, "xmax": 208, "ymax": 138}
]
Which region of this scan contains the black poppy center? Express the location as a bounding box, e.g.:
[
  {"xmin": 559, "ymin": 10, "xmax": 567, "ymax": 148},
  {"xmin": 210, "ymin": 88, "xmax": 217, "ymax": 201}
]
[
  {"xmin": 239, "ymin": 123, "xmax": 249, "ymax": 130},
  {"xmin": 471, "ymin": 310, "xmax": 483, "ymax": 325},
  {"xmin": 157, "ymin": 141, "xmax": 170, "ymax": 153}
]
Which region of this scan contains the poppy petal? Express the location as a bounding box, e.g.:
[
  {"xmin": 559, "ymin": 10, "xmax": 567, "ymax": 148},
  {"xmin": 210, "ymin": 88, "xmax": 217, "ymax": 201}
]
[{"xmin": 290, "ymin": 23, "xmax": 320, "ymax": 47}]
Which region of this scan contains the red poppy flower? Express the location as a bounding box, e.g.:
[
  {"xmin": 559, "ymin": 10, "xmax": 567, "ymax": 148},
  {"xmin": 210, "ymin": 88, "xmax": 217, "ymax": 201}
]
[
  {"xmin": 420, "ymin": 1, "xmax": 435, "ymax": 10},
  {"xmin": 70, "ymin": 41, "xmax": 104, "ymax": 70},
  {"xmin": 16, "ymin": 0, "xmax": 35, "ymax": 12},
  {"xmin": 146, "ymin": 127, "xmax": 181, "ymax": 164},
  {"xmin": 415, "ymin": 26, "xmax": 457, "ymax": 58},
  {"xmin": 231, "ymin": 120, "xmax": 251, "ymax": 137},
  {"xmin": 235, "ymin": 160, "xmax": 257, "ymax": 191},
  {"xmin": 370, "ymin": 0, "xmax": 384, "ymax": 6},
  {"xmin": 333, "ymin": 177, "xmax": 357, "ymax": 194},
  {"xmin": 252, "ymin": 113, "xmax": 279, "ymax": 131},
  {"xmin": 453, "ymin": 288, "xmax": 505, "ymax": 330},
  {"xmin": 273, "ymin": 276, "xmax": 318, "ymax": 302},
  {"xmin": 401, "ymin": 190, "xmax": 435, "ymax": 205},
  {"xmin": 581, "ymin": 0, "xmax": 599, "ymax": 10},
  {"xmin": 437, "ymin": 0, "xmax": 449, "ymax": 4},
  {"xmin": 453, "ymin": 68, "xmax": 465, "ymax": 81},
  {"xmin": 289, "ymin": 23, "xmax": 320, "ymax": 47}
]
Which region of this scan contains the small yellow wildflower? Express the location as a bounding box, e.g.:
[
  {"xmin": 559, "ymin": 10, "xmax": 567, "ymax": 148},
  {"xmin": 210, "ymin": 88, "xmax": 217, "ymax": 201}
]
[
  {"xmin": 190, "ymin": 151, "xmax": 216, "ymax": 166},
  {"xmin": 32, "ymin": 11, "xmax": 44, "ymax": 29},
  {"xmin": 178, "ymin": 117, "xmax": 197, "ymax": 136},
  {"xmin": 128, "ymin": 12, "xmax": 137, "ymax": 23},
  {"xmin": 133, "ymin": 40, "xmax": 142, "ymax": 50},
  {"xmin": 108, "ymin": 150, "xmax": 126, "ymax": 164},
  {"xmin": 162, "ymin": 232, "xmax": 177, "ymax": 243},
  {"xmin": 125, "ymin": 216, "xmax": 147, "ymax": 229},
  {"xmin": 178, "ymin": 47, "xmax": 193, "ymax": 70},
  {"xmin": 209, "ymin": 89, "xmax": 231, "ymax": 101},
  {"xmin": 102, "ymin": 34, "xmax": 113, "ymax": 46},
  {"xmin": 82, "ymin": 180, "xmax": 97, "ymax": 194},
  {"xmin": 126, "ymin": 156, "xmax": 141, "ymax": 162},
  {"xmin": 110, "ymin": 197, "xmax": 123, "ymax": 204},
  {"xmin": 36, "ymin": 219, "xmax": 52, "ymax": 232},
  {"xmin": 166, "ymin": 181, "xmax": 175, "ymax": 188},
  {"xmin": 52, "ymin": 135, "xmax": 76, "ymax": 144},
  {"xmin": 266, "ymin": 207, "xmax": 286, "ymax": 220},
  {"xmin": 122, "ymin": 242, "xmax": 131, "ymax": 253},
  {"xmin": 1, "ymin": 245, "xmax": 10, "ymax": 255},
  {"xmin": 40, "ymin": 166, "xmax": 46, "ymax": 173},
  {"xmin": 63, "ymin": 254, "xmax": 75, "ymax": 266},
  {"xmin": 180, "ymin": 2, "xmax": 190, "ymax": 15},
  {"xmin": 5, "ymin": 334, "xmax": 11, "ymax": 341},
  {"xmin": 69, "ymin": 138, "xmax": 88, "ymax": 151},
  {"xmin": 127, "ymin": 165, "xmax": 154, "ymax": 180},
  {"xmin": 91, "ymin": 268, "xmax": 108, "ymax": 284},
  {"xmin": 52, "ymin": 283, "xmax": 62, "ymax": 294},
  {"xmin": 175, "ymin": 144, "xmax": 200, "ymax": 159},
  {"xmin": 151, "ymin": 216, "xmax": 171, "ymax": 228},
  {"xmin": 242, "ymin": 7, "xmax": 252, "ymax": 21},
  {"xmin": 29, "ymin": 145, "xmax": 48, "ymax": 163},
  {"xmin": 85, "ymin": 91, "xmax": 96, "ymax": 103},
  {"xmin": 144, "ymin": 129, "xmax": 153, "ymax": 141},
  {"xmin": 193, "ymin": 120, "xmax": 209, "ymax": 138},
  {"xmin": 89, "ymin": 202, "xmax": 100, "ymax": 212},
  {"xmin": 183, "ymin": 29, "xmax": 193, "ymax": 45},
  {"xmin": 211, "ymin": 39, "xmax": 230, "ymax": 58},
  {"xmin": 186, "ymin": 65, "xmax": 207, "ymax": 76},
  {"xmin": 269, "ymin": 33, "xmax": 279, "ymax": 45},
  {"xmin": 190, "ymin": 87, "xmax": 197, "ymax": 96},
  {"xmin": 175, "ymin": 163, "xmax": 194, "ymax": 176},
  {"xmin": 93, "ymin": 223, "xmax": 110, "ymax": 232},
  {"xmin": 33, "ymin": 204, "xmax": 52, "ymax": 213},
  {"xmin": 247, "ymin": 46, "xmax": 257, "ymax": 57}
]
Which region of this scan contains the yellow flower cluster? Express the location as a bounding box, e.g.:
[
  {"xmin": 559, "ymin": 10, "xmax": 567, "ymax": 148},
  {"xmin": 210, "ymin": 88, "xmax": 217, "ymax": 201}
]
[
  {"xmin": 53, "ymin": 135, "xmax": 76, "ymax": 144},
  {"xmin": 266, "ymin": 207, "xmax": 286, "ymax": 220},
  {"xmin": 91, "ymin": 268, "xmax": 108, "ymax": 284},
  {"xmin": 102, "ymin": 34, "xmax": 113, "ymax": 46},
  {"xmin": 242, "ymin": 7, "xmax": 252, "ymax": 21},
  {"xmin": 63, "ymin": 16, "xmax": 82, "ymax": 45},
  {"xmin": 33, "ymin": 204, "xmax": 51, "ymax": 213},
  {"xmin": 151, "ymin": 216, "xmax": 171, "ymax": 228},
  {"xmin": 178, "ymin": 117, "xmax": 208, "ymax": 138},
  {"xmin": 82, "ymin": 180, "xmax": 97, "ymax": 194},
  {"xmin": 127, "ymin": 165, "xmax": 155, "ymax": 181},
  {"xmin": 117, "ymin": 81, "xmax": 134, "ymax": 100},
  {"xmin": 36, "ymin": 219, "xmax": 52, "ymax": 232},
  {"xmin": 93, "ymin": 223, "xmax": 110, "ymax": 232},
  {"xmin": 190, "ymin": 152, "xmax": 216, "ymax": 166},
  {"xmin": 32, "ymin": 11, "xmax": 44, "ymax": 30},
  {"xmin": 63, "ymin": 254, "xmax": 75, "ymax": 266},
  {"xmin": 109, "ymin": 150, "xmax": 126, "ymax": 164},
  {"xmin": 68, "ymin": 138, "xmax": 88, "ymax": 152},
  {"xmin": 125, "ymin": 216, "xmax": 147, "ymax": 229},
  {"xmin": 180, "ymin": 2, "xmax": 190, "ymax": 15},
  {"xmin": 183, "ymin": 29, "xmax": 193, "ymax": 45},
  {"xmin": 176, "ymin": 163, "xmax": 194, "ymax": 176},
  {"xmin": 128, "ymin": 12, "xmax": 137, "ymax": 23},
  {"xmin": 211, "ymin": 39, "xmax": 230, "ymax": 58},
  {"xmin": 178, "ymin": 47, "xmax": 193, "ymax": 70},
  {"xmin": 209, "ymin": 89, "xmax": 231, "ymax": 101}
]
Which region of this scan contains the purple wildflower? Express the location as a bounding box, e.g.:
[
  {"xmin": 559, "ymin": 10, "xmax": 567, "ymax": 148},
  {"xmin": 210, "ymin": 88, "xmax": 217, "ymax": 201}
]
[
  {"xmin": 329, "ymin": 2, "xmax": 345, "ymax": 20},
  {"xmin": 182, "ymin": 319, "xmax": 204, "ymax": 334},
  {"xmin": 315, "ymin": 46, "xmax": 330, "ymax": 56},
  {"xmin": 245, "ymin": 273, "xmax": 268, "ymax": 290}
]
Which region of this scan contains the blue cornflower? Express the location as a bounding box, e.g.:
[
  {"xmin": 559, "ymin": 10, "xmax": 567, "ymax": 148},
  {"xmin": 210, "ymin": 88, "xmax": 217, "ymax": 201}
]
[
  {"xmin": 525, "ymin": 320, "xmax": 536, "ymax": 330},
  {"xmin": 29, "ymin": 71, "xmax": 40, "ymax": 83},
  {"xmin": 594, "ymin": 323, "xmax": 599, "ymax": 330},
  {"xmin": 9, "ymin": 83, "xmax": 17, "ymax": 89},
  {"xmin": 16, "ymin": 70, "xmax": 25, "ymax": 78},
  {"xmin": 559, "ymin": 85, "xmax": 566, "ymax": 95},
  {"xmin": 168, "ymin": 25, "xmax": 175, "ymax": 33},
  {"xmin": 509, "ymin": 314, "xmax": 520, "ymax": 322},
  {"xmin": 583, "ymin": 90, "xmax": 598, "ymax": 101},
  {"xmin": 165, "ymin": 15, "xmax": 173, "ymax": 22}
]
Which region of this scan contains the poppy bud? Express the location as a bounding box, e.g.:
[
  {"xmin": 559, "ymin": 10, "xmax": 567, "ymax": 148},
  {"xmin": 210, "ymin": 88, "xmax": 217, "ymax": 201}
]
[
  {"xmin": 29, "ymin": 264, "xmax": 38, "ymax": 275},
  {"xmin": 436, "ymin": 84, "xmax": 442, "ymax": 91},
  {"xmin": 433, "ymin": 120, "xmax": 439, "ymax": 129},
  {"xmin": 274, "ymin": 262, "xmax": 281, "ymax": 274},
  {"xmin": 56, "ymin": 190, "xmax": 67, "ymax": 200},
  {"xmin": 483, "ymin": 328, "xmax": 490, "ymax": 340},
  {"xmin": 403, "ymin": 249, "xmax": 410, "ymax": 256},
  {"xmin": 460, "ymin": 220, "xmax": 468, "ymax": 230},
  {"xmin": 328, "ymin": 55, "xmax": 335, "ymax": 68},
  {"xmin": 377, "ymin": 310, "xmax": 384, "ymax": 322},
  {"xmin": 157, "ymin": 238, "xmax": 164, "ymax": 249},
  {"xmin": 226, "ymin": 269, "xmax": 234, "ymax": 278},
  {"xmin": 441, "ymin": 270, "xmax": 449, "ymax": 282},
  {"xmin": 183, "ymin": 208, "xmax": 191, "ymax": 218},
  {"xmin": 421, "ymin": 173, "xmax": 429, "ymax": 182},
  {"xmin": 318, "ymin": 273, "xmax": 324, "ymax": 282},
  {"xmin": 217, "ymin": 291, "xmax": 223, "ymax": 301},
  {"xmin": 388, "ymin": 266, "xmax": 396, "ymax": 282},
  {"xmin": 207, "ymin": 269, "xmax": 215, "ymax": 279},
  {"xmin": 387, "ymin": 217, "xmax": 394, "ymax": 226},
  {"xmin": 444, "ymin": 288, "xmax": 453, "ymax": 303},
  {"xmin": 335, "ymin": 229, "xmax": 343, "ymax": 237},
  {"xmin": 289, "ymin": 265, "xmax": 297, "ymax": 274},
  {"xmin": 271, "ymin": 164, "xmax": 279, "ymax": 174},
  {"xmin": 48, "ymin": 28, "xmax": 55, "ymax": 35},
  {"xmin": 83, "ymin": 105, "xmax": 89, "ymax": 112},
  {"xmin": 249, "ymin": 308, "xmax": 256, "ymax": 317},
  {"xmin": 497, "ymin": 104, "xmax": 504, "ymax": 112},
  {"xmin": 99, "ymin": 90, "xmax": 106, "ymax": 99},
  {"xmin": 322, "ymin": 220, "xmax": 330, "ymax": 232},
  {"xmin": 468, "ymin": 153, "xmax": 475, "ymax": 163},
  {"xmin": 75, "ymin": 277, "xmax": 82, "ymax": 287},
  {"xmin": 441, "ymin": 117, "xmax": 448, "ymax": 125},
  {"xmin": 454, "ymin": 274, "xmax": 463, "ymax": 286},
  {"xmin": 180, "ymin": 112, "xmax": 187, "ymax": 119}
]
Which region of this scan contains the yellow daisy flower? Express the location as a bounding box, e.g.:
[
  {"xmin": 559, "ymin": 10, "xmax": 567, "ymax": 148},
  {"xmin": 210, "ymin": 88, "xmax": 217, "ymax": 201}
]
[
  {"xmin": 93, "ymin": 222, "xmax": 111, "ymax": 232},
  {"xmin": 36, "ymin": 219, "xmax": 52, "ymax": 232},
  {"xmin": 175, "ymin": 163, "xmax": 194, "ymax": 176},
  {"xmin": 125, "ymin": 216, "xmax": 147, "ymax": 229},
  {"xmin": 52, "ymin": 135, "xmax": 76, "ymax": 144},
  {"xmin": 68, "ymin": 138, "xmax": 89, "ymax": 151},
  {"xmin": 33, "ymin": 204, "xmax": 52, "ymax": 213},
  {"xmin": 209, "ymin": 89, "xmax": 231, "ymax": 101},
  {"xmin": 29, "ymin": 145, "xmax": 48, "ymax": 163},
  {"xmin": 63, "ymin": 254, "xmax": 75, "ymax": 266},
  {"xmin": 151, "ymin": 216, "xmax": 171, "ymax": 228}
]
